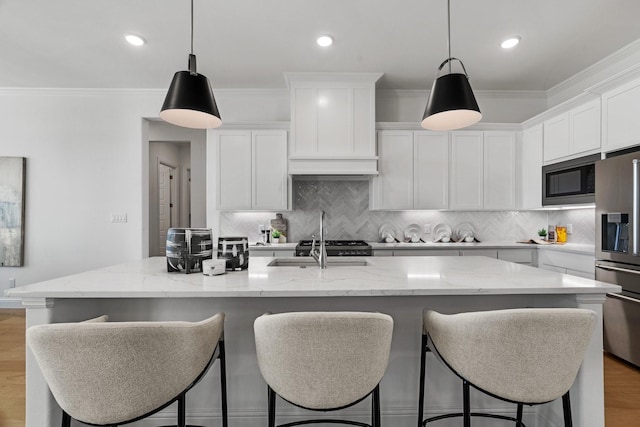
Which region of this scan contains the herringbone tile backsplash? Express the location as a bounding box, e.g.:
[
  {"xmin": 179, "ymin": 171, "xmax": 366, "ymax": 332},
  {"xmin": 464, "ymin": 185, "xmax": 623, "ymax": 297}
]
[{"xmin": 219, "ymin": 179, "xmax": 595, "ymax": 244}]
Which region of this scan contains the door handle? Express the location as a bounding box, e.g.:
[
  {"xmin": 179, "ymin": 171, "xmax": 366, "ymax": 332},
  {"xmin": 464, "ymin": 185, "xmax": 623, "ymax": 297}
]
[
  {"xmin": 596, "ymin": 263, "xmax": 640, "ymax": 276},
  {"xmin": 607, "ymin": 292, "xmax": 640, "ymax": 304},
  {"xmin": 634, "ymin": 159, "xmax": 640, "ymax": 255}
]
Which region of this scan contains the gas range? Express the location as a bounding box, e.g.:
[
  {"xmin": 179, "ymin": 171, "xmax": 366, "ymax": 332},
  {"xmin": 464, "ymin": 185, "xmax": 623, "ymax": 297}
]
[{"xmin": 295, "ymin": 240, "xmax": 372, "ymax": 257}]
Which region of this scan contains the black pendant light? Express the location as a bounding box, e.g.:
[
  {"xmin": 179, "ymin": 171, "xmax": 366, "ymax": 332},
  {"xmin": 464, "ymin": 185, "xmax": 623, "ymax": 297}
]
[
  {"xmin": 421, "ymin": 0, "xmax": 481, "ymax": 131},
  {"xmin": 160, "ymin": 0, "xmax": 222, "ymax": 129}
]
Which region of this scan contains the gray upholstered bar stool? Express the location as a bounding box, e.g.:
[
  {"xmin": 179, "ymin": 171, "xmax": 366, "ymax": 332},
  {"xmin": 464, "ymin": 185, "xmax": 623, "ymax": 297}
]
[
  {"xmin": 417, "ymin": 308, "xmax": 597, "ymax": 427},
  {"xmin": 27, "ymin": 313, "xmax": 228, "ymax": 427},
  {"xmin": 254, "ymin": 311, "xmax": 394, "ymax": 427}
]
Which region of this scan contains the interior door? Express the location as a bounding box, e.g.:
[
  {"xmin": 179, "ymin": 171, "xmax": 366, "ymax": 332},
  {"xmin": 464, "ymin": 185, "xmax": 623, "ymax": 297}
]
[{"xmin": 158, "ymin": 163, "xmax": 176, "ymax": 256}]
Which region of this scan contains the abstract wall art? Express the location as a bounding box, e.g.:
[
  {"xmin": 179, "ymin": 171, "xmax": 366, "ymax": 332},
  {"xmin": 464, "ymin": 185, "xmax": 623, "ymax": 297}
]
[{"xmin": 0, "ymin": 157, "xmax": 26, "ymax": 266}]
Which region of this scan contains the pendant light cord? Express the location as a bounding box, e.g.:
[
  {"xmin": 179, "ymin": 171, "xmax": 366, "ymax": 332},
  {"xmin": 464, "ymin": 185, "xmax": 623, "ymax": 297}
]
[
  {"xmin": 447, "ymin": 0, "xmax": 451, "ymax": 73},
  {"xmin": 188, "ymin": 0, "xmax": 197, "ymax": 75}
]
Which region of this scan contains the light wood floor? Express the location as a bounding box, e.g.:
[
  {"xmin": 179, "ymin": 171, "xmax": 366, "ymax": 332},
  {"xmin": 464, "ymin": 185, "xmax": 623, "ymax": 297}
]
[{"xmin": 1, "ymin": 309, "xmax": 639, "ymax": 427}]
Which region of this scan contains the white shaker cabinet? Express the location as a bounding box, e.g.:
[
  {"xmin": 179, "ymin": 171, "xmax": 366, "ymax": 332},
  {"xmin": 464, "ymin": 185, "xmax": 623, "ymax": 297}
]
[
  {"xmin": 215, "ymin": 130, "xmax": 288, "ymax": 211},
  {"xmin": 484, "ymin": 131, "xmax": 516, "ymax": 210},
  {"xmin": 286, "ymin": 73, "xmax": 381, "ymax": 174},
  {"xmin": 543, "ymin": 112, "xmax": 570, "ymax": 162},
  {"xmin": 602, "ymin": 78, "xmax": 640, "ymax": 152},
  {"xmin": 373, "ymin": 131, "xmax": 414, "ymax": 210},
  {"xmin": 543, "ymin": 99, "xmax": 601, "ymax": 162},
  {"xmin": 450, "ymin": 131, "xmax": 484, "ymax": 210},
  {"xmin": 370, "ymin": 130, "xmax": 448, "ymax": 210},
  {"xmin": 520, "ymin": 125, "xmax": 543, "ymax": 209},
  {"xmin": 414, "ymin": 131, "xmax": 449, "ymax": 209}
]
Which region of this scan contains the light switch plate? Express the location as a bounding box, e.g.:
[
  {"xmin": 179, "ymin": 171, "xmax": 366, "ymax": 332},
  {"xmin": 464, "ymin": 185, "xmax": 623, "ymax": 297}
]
[
  {"xmin": 424, "ymin": 224, "xmax": 432, "ymax": 234},
  {"xmin": 111, "ymin": 213, "xmax": 128, "ymax": 223},
  {"xmin": 567, "ymin": 224, "xmax": 573, "ymax": 234}
]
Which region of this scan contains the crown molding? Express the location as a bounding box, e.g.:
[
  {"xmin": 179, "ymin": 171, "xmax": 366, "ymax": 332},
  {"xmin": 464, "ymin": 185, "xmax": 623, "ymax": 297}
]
[
  {"xmin": 375, "ymin": 88, "xmax": 546, "ymax": 100},
  {"xmin": 547, "ymin": 38, "xmax": 640, "ymax": 101},
  {"xmin": 284, "ymin": 72, "xmax": 384, "ymax": 88},
  {"xmin": 376, "ymin": 122, "xmax": 521, "ymax": 132},
  {"xmin": 0, "ymin": 87, "xmax": 166, "ymax": 96},
  {"xmin": 521, "ymin": 91, "xmax": 600, "ymax": 128}
]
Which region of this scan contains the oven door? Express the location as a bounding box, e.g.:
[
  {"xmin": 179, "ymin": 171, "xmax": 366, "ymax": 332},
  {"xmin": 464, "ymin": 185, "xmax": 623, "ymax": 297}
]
[{"xmin": 595, "ymin": 260, "xmax": 640, "ymax": 367}]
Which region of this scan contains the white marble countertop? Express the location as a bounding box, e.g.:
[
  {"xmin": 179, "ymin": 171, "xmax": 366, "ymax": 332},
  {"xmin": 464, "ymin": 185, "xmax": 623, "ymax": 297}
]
[
  {"xmin": 249, "ymin": 241, "xmax": 595, "ymax": 255},
  {"xmin": 6, "ymin": 256, "xmax": 618, "ymax": 299}
]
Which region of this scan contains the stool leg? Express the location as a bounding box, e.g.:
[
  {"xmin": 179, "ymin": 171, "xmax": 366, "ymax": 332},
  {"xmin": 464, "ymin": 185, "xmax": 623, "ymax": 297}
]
[
  {"xmin": 61, "ymin": 411, "xmax": 71, "ymax": 427},
  {"xmin": 178, "ymin": 393, "xmax": 186, "ymax": 427},
  {"xmin": 268, "ymin": 386, "xmax": 276, "ymax": 427},
  {"xmin": 219, "ymin": 340, "xmax": 229, "ymax": 427},
  {"xmin": 372, "ymin": 385, "xmax": 381, "ymax": 427},
  {"xmin": 562, "ymin": 391, "xmax": 573, "ymax": 427},
  {"xmin": 516, "ymin": 403, "xmax": 523, "ymax": 426},
  {"xmin": 417, "ymin": 334, "xmax": 428, "ymax": 427},
  {"xmin": 463, "ymin": 381, "xmax": 471, "ymax": 427}
]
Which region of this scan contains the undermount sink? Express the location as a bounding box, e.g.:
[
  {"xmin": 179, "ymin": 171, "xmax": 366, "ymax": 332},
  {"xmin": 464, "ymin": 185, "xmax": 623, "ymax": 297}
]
[{"xmin": 267, "ymin": 258, "xmax": 369, "ymax": 267}]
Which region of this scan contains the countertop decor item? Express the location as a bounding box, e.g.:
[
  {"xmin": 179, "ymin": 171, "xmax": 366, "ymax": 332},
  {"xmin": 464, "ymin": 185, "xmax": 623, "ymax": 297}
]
[
  {"xmin": 166, "ymin": 228, "xmax": 214, "ymax": 273},
  {"xmin": 379, "ymin": 223, "xmax": 399, "ymax": 243},
  {"xmin": 453, "ymin": 222, "xmax": 478, "ymax": 242},
  {"xmin": 270, "ymin": 213, "xmax": 288, "ymax": 240},
  {"xmin": 404, "ymin": 224, "xmax": 423, "ymax": 243},
  {"xmin": 218, "ymin": 237, "xmax": 249, "ymax": 270},
  {"xmin": 160, "ymin": 0, "xmax": 221, "ymax": 129},
  {"xmin": 432, "ymin": 224, "xmax": 452, "ymax": 243},
  {"xmin": 421, "ymin": 0, "xmax": 481, "ymax": 131}
]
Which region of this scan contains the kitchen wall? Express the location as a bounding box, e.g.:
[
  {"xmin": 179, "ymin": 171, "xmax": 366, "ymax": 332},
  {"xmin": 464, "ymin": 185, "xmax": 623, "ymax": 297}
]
[{"xmin": 219, "ymin": 179, "xmax": 595, "ymax": 244}]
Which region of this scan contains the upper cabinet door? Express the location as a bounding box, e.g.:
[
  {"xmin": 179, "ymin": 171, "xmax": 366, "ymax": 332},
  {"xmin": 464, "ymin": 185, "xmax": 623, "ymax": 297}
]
[
  {"xmin": 374, "ymin": 131, "xmax": 414, "ymax": 210},
  {"xmin": 543, "ymin": 112, "xmax": 570, "ymax": 162},
  {"xmin": 253, "ymin": 130, "xmax": 288, "ymax": 210},
  {"xmin": 602, "ymin": 78, "xmax": 640, "ymax": 152},
  {"xmin": 287, "ymin": 73, "xmax": 379, "ymax": 160},
  {"xmin": 414, "ymin": 131, "xmax": 449, "ymax": 210},
  {"xmin": 483, "ymin": 131, "xmax": 516, "ymax": 210},
  {"xmin": 521, "ymin": 125, "xmax": 543, "ymax": 209},
  {"xmin": 450, "ymin": 131, "xmax": 484, "ymax": 210},
  {"xmin": 570, "ymin": 99, "xmax": 601, "ymax": 155},
  {"xmin": 216, "ymin": 131, "xmax": 252, "ymax": 210}
]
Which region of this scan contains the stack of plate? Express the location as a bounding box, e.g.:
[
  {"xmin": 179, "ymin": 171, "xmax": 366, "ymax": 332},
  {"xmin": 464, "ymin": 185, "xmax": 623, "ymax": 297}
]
[
  {"xmin": 453, "ymin": 222, "xmax": 477, "ymax": 242},
  {"xmin": 403, "ymin": 224, "xmax": 423, "ymax": 243},
  {"xmin": 432, "ymin": 224, "xmax": 452, "ymax": 242},
  {"xmin": 379, "ymin": 223, "xmax": 398, "ymax": 243}
]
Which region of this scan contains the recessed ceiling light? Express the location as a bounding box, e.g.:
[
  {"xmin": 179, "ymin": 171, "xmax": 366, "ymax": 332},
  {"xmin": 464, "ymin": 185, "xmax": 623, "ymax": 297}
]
[
  {"xmin": 501, "ymin": 36, "xmax": 521, "ymax": 49},
  {"xmin": 317, "ymin": 35, "xmax": 333, "ymax": 47},
  {"xmin": 125, "ymin": 34, "xmax": 146, "ymax": 46}
]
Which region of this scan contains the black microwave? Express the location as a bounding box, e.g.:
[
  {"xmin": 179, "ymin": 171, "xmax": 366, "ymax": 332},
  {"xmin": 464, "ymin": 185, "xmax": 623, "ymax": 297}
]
[{"xmin": 542, "ymin": 154, "xmax": 600, "ymax": 206}]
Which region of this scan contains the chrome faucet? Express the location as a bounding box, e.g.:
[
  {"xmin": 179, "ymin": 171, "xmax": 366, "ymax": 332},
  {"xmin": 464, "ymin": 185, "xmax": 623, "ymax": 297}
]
[{"xmin": 310, "ymin": 211, "xmax": 327, "ymax": 269}]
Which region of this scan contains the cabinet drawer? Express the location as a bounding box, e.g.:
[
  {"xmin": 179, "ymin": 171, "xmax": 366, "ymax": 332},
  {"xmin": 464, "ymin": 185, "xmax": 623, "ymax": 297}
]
[
  {"xmin": 373, "ymin": 250, "xmax": 394, "ymax": 257},
  {"xmin": 460, "ymin": 249, "xmax": 498, "ymax": 258},
  {"xmin": 538, "ymin": 250, "xmax": 594, "ymax": 273},
  {"xmin": 498, "ymin": 249, "xmax": 533, "ymax": 263},
  {"xmin": 396, "ymin": 249, "xmax": 459, "ymax": 256}
]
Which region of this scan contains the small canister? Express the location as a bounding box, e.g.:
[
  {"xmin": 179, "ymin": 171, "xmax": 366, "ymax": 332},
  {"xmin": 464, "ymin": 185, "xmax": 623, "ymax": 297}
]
[
  {"xmin": 202, "ymin": 259, "xmax": 227, "ymax": 276},
  {"xmin": 217, "ymin": 237, "xmax": 249, "ymax": 270}
]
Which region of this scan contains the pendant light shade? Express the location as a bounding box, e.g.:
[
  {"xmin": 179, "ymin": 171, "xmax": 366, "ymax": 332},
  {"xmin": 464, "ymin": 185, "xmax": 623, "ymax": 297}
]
[
  {"xmin": 160, "ymin": 0, "xmax": 222, "ymax": 129},
  {"xmin": 421, "ymin": 59, "xmax": 481, "ymax": 131},
  {"xmin": 161, "ymin": 66, "xmax": 221, "ymax": 129},
  {"xmin": 421, "ymin": 0, "xmax": 481, "ymax": 131}
]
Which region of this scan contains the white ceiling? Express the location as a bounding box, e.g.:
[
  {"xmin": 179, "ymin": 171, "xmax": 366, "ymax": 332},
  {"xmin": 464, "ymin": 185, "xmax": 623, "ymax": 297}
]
[{"xmin": 2, "ymin": 0, "xmax": 640, "ymax": 91}]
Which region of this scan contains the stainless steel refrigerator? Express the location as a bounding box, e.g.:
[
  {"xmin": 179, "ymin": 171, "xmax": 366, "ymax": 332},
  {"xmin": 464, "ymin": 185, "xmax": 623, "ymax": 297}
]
[{"xmin": 596, "ymin": 151, "xmax": 640, "ymax": 367}]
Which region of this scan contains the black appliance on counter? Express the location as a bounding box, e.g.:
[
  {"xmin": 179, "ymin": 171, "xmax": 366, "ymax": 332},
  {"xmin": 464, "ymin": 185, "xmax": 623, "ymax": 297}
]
[
  {"xmin": 295, "ymin": 240, "xmax": 372, "ymax": 257},
  {"xmin": 542, "ymin": 153, "xmax": 599, "ymax": 206},
  {"xmin": 595, "ymin": 150, "xmax": 640, "ymax": 367}
]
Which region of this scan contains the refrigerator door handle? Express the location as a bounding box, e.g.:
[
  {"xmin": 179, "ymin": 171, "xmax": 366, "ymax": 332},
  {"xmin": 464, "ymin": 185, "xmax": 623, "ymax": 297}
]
[
  {"xmin": 634, "ymin": 159, "xmax": 640, "ymax": 255},
  {"xmin": 596, "ymin": 263, "xmax": 640, "ymax": 276},
  {"xmin": 607, "ymin": 292, "xmax": 640, "ymax": 304}
]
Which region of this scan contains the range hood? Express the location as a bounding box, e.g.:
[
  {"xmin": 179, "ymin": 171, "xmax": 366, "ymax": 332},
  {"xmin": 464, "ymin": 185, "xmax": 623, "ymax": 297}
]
[{"xmin": 285, "ymin": 72, "xmax": 382, "ymax": 175}]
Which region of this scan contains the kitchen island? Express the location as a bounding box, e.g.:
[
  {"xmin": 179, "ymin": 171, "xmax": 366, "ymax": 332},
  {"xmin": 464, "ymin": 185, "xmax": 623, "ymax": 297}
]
[{"xmin": 7, "ymin": 256, "xmax": 620, "ymax": 427}]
